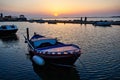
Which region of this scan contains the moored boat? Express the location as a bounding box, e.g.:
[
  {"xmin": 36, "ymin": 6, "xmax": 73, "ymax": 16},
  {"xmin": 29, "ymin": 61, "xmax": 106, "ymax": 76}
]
[
  {"xmin": 24, "ymin": 28, "xmax": 81, "ymax": 67},
  {"xmin": 47, "ymin": 20, "xmax": 57, "ymax": 24},
  {"xmin": 93, "ymin": 21, "xmax": 112, "ymax": 26},
  {"xmin": 0, "ymin": 25, "xmax": 18, "ymax": 35}
]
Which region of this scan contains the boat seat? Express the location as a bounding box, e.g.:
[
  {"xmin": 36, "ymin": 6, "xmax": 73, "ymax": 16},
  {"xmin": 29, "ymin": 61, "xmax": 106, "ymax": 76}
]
[{"xmin": 31, "ymin": 38, "xmax": 57, "ymax": 48}]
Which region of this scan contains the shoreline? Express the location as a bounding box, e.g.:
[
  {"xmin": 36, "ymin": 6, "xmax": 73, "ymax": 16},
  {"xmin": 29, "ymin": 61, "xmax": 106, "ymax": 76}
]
[{"xmin": 0, "ymin": 20, "xmax": 120, "ymax": 25}]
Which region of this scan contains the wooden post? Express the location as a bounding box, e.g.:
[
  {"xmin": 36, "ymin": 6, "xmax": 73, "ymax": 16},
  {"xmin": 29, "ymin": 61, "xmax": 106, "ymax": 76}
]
[{"xmin": 26, "ymin": 28, "xmax": 29, "ymax": 40}]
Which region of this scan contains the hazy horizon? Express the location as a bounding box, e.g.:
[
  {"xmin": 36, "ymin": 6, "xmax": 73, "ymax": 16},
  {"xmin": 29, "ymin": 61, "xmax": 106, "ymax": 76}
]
[{"xmin": 0, "ymin": 0, "xmax": 120, "ymax": 18}]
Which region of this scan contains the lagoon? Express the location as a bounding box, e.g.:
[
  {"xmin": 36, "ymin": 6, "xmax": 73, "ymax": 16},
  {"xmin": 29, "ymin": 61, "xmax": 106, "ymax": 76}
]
[{"xmin": 0, "ymin": 21, "xmax": 120, "ymax": 80}]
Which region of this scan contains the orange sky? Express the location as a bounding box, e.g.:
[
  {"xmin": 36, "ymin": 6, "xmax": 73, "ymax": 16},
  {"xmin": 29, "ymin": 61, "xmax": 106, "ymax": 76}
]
[{"xmin": 0, "ymin": 0, "xmax": 120, "ymax": 17}]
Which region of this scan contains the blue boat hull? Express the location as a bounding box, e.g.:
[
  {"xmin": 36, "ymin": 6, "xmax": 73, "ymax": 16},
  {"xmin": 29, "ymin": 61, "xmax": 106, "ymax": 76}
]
[
  {"xmin": 0, "ymin": 29, "xmax": 18, "ymax": 35},
  {"xmin": 93, "ymin": 21, "xmax": 111, "ymax": 26}
]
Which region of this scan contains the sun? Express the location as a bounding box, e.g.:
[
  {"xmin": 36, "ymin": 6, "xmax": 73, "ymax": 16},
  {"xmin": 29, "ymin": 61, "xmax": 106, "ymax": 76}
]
[{"xmin": 53, "ymin": 13, "xmax": 59, "ymax": 17}]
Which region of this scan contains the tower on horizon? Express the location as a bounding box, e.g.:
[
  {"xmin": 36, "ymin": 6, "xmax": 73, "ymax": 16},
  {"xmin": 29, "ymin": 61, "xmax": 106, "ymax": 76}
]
[{"xmin": 0, "ymin": 13, "xmax": 3, "ymax": 18}]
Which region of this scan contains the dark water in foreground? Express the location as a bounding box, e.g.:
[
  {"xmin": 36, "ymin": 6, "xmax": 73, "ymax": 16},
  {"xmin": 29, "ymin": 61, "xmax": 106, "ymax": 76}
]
[{"xmin": 0, "ymin": 22, "xmax": 120, "ymax": 80}]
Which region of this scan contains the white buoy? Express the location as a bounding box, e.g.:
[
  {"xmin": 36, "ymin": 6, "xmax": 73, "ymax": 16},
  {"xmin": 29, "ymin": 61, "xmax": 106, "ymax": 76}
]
[{"xmin": 32, "ymin": 55, "xmax": 45, "ymax": 66}]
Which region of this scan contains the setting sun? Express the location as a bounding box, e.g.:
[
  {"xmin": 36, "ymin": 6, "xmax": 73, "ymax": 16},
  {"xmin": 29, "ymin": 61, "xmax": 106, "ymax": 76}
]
[
  {"xmin": 0, "ymin": 0, "xmax": 120, "ymax": 17},
  {"xmin": 53, "ymin": 13, "xmax": 58, "ymax": 17}
]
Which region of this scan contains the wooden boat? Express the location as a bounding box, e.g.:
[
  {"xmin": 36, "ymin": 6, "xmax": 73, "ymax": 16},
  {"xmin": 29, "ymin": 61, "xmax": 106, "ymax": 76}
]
[
  {"xmin": 24, "ymin": 28, "xmax": 81, "ymax": 66},
  {"xmin": 0, "ymin": 25, "xmax": 18, "ymax": 35}
]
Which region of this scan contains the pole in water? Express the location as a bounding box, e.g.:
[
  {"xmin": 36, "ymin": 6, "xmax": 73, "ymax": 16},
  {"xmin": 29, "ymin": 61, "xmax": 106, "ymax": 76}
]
[{"xmin": 26, "ymin": 28, "xmax": 29, "ymax": 40}]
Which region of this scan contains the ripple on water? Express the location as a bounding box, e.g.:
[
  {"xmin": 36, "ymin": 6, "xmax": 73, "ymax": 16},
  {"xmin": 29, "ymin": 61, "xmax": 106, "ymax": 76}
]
[{"xmin": 76, "ymin": 48, "xmax": 120, "ymax": 80}]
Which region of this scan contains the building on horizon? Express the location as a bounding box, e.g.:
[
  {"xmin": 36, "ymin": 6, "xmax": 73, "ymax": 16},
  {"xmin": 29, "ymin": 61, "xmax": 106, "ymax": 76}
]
[
  {"xmin": 18, "ymin": 15, "xmax": 27, "ymax": 21},
  {"xmin": 0, "ymin": 13, "xmax": 27, "ymax": 21}
]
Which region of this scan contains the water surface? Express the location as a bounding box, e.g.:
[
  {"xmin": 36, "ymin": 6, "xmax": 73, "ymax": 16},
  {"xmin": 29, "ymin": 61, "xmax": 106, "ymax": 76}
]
[{"xmin": 0, "ymin": 22, "xmax": 120, "ymax": 80}]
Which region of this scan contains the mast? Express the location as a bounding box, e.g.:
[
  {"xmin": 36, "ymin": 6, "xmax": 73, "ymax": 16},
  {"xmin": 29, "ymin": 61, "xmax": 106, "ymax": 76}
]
[{"xmin": 26, "ymin": 28, "xmax": 29, "ymax": 40}]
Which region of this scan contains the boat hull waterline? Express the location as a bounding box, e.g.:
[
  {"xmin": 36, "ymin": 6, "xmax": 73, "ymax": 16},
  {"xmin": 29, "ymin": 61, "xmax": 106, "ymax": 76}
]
[
  {"xmin": 29, "ymin": 50, "xmax": 81, "ymax": 66},
  {"xmin": 0, "ymin": 29, "xmax": 18, "ymax": 35}
]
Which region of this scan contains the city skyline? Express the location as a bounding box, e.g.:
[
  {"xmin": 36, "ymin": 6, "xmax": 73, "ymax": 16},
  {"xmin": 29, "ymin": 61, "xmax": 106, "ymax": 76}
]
[{"xmin": 0, "ymin": 0, "xmax": 120, "ymax": 18}]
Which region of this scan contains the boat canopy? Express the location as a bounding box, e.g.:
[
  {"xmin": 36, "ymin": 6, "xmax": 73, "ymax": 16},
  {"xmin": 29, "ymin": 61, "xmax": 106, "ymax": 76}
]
[{"xmin": 31, "ymin": 37, "xmax": 57, "ymax": 48}]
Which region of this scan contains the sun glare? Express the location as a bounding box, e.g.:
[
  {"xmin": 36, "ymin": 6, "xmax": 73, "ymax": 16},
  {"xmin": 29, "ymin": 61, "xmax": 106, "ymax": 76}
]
[{"xmin": 54, "ymin": 13, "xmax": 58, "ymax": 17}]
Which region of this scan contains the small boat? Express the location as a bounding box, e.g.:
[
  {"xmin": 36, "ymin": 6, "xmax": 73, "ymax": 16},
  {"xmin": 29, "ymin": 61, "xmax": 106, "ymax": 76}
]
[
  {"xmin": 37, "ymin": 19, "xmax": 45, "ymax": 23},
  {"xmin": 24, "ymin": 28, "xmax": 81, "ymax": 67},
  {"xmin": 0, "ymin": 25, "xmax": 18, "ymax": 35},
  {"xmin": 93, "ymin": 21, "xmax": 112, "ymax": 26},
  {"xmin": 47, "ymin": 20, "xmax": 57, "ymax": 24}
]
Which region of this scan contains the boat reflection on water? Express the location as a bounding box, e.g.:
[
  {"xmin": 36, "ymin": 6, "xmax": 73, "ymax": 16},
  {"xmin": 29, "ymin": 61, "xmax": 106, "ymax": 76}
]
[
  {"xmin": 0, "ymin": 34, "xmax": 19, "ymax": 42},
  {"xmin": 32, "ymin": 61, "xmax": 80, "ymax": 80},
  {"xmin": 27, "ymin": 54, "xmax": 80, "ymax": 80}
]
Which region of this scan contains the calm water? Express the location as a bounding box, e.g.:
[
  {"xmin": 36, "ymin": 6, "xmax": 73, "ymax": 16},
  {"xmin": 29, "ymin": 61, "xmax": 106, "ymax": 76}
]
[{"xmin": 0, "ymin": 22, "xmax": 120, "ymax": 80}]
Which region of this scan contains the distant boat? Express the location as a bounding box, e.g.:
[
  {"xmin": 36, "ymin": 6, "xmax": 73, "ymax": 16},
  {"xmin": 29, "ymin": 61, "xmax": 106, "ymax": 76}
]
[
  {"xmin": 47, "ymin": 20, "xmax": 57, "ymax": 24},
  {"xmin": 37, "ymin": 19, "xmax": 45, "ymax": 23},
  {"xmin": 0, "ymin": 25, "xmax": 18, "ymax": 35},
  {"xmin": 24, "ymin": 28, "xmax": 81, "ymax": 67},
  {"xmin": 93, "ymin": 21, "xmax": 112, "ymax": 26},
  {"xmin": 28, "ymin": 20, "xmax": 34, "ymax": 23}
]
